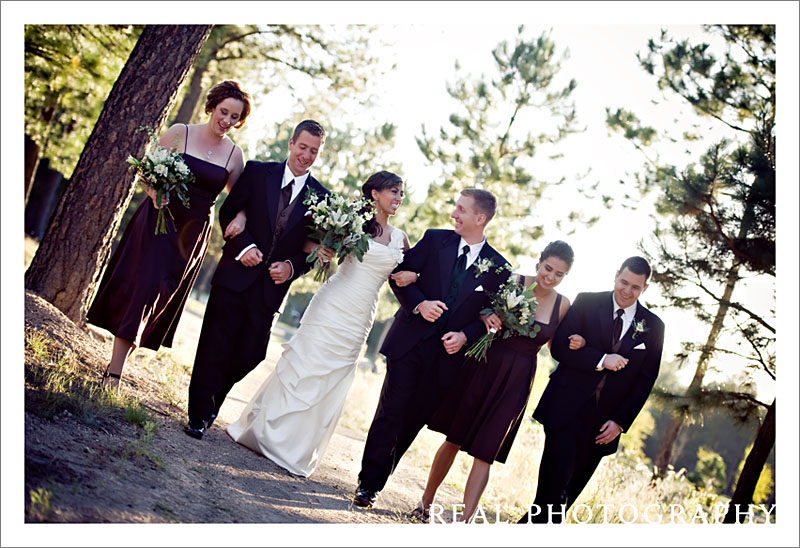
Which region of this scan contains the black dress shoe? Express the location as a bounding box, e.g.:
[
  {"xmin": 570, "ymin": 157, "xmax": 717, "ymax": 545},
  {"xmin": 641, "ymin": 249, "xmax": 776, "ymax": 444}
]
[
  {"xmin": 183, "ymin": 420, "xmax": 206, "ymax": 439},
  {"xmin": 353, "ymin": 486, "xmax": 378, "ymax": 508}
]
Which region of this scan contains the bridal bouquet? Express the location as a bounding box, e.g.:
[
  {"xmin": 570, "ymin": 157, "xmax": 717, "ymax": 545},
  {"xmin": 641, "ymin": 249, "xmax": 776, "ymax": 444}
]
[
  {"xmin": 126, "ymin": 126, "xmax": 194, "ymax": 235},
  {"xmin": 465, "ymin": 275, "xmax": 542, "ymax": 362},
  {"xmin": 303, "ymin": 189, "xmax": 374, "ymax": 282}
]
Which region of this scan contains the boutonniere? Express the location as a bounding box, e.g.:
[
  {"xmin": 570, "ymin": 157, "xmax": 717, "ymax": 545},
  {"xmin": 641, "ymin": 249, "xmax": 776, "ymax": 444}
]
[
  {"xmin": 473, "ymin": 257, "xmax": 494, "ymax": 278},
  {"xmin": 632, "ymin": 319, "xmax": 649, "ymax": 339}
]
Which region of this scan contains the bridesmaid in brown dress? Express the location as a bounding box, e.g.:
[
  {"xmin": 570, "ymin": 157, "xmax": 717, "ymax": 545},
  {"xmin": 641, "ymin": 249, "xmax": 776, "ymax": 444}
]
[
  {"xmin": 411, "ymin": 240, "xmax": 580, "ymax": 523},
  {"xmin": 87, "ymin": 81, "xmax": 252, "ymax": 392}
]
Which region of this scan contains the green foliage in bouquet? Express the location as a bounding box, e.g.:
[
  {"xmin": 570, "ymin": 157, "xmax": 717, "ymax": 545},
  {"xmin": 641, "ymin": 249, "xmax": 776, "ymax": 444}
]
[
  {"xmin": 126, "ymin": 126, "xmax": 194, "ymax": 234},
  {"xmin": 303, "ymin": 188, "xmax": 374, "ymax": 282},
  {"xmin": 466, "ymin": 273, "xmax": 542, "ymax": 361}
]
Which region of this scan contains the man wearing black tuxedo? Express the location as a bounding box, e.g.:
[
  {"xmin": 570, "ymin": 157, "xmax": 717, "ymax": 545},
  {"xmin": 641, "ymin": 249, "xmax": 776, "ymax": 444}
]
[
  {"xmin": 518, "ymin": 256, "xmax": 665, "ymax": 523},
  {"xmin": 184, "ymin": 120, "xmax": 330, "ymax": 439},
  {"xmin": 353, "ymin": 189, "xmax": 511, "ymax": 508}
]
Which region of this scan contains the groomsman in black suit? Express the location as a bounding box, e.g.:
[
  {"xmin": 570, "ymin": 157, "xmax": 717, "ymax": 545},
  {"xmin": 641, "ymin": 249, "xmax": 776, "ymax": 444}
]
[
  {"xmin": 184, "ymin": 120, "xmax": 330, "ymax": 439},
  {"xmin": 353, "ymin": 189, "xmax": 511, "ymax": 508},
  {"xmin": 518, "ymin": 256, "xmax": 665, "ymax": 523}
]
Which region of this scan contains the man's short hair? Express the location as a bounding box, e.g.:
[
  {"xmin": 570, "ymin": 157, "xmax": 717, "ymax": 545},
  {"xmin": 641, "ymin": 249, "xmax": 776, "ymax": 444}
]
[
  {"xmin": 460, "ymin": 188, "xmax": 497, "ymax": 222},
  {"xmin": 618, "ymin": 256, "xmax": 652, "ymax": 283},
  {"xmin": 292, "ymin": 119, "xmax": 326, "ymax": 142}
]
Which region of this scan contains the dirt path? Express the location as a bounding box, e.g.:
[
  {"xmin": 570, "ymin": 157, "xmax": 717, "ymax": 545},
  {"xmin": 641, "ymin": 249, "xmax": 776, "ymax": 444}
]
[{"xmin": 22, "ymin": 291, "xmax": 466, "ymax": 528}]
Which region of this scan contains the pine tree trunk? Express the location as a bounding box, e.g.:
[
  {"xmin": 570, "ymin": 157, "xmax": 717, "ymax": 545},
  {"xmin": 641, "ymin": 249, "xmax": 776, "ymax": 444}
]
[
  {"xmin": 652, "ymin": 262, "xmax": 740, "ymax": 478},
  {"xmin": 25, "ymin": 134, "xmax": 41, "ymax": 206},
  {"xmin": 172, "ymin": 56, "xmax": 209, "ymax": 125},
  {"xmin": 724, "ymin": 399, "xmax": 775, "ymax": 523},
  {"xmin": 25, "ymin": 24, "xmax": 213, "ymax": 325}
]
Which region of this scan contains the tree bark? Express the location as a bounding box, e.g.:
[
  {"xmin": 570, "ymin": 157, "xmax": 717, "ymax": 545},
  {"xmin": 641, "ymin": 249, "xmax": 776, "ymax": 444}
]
[
  {"xmin": 25, "ymin": 24, "xmax": 213, "ymax": 325},
  {"xmin": 25, "ymin": 134, "xmax": 41, "ymax": 206},
  {"xmin": 172, "ymin": 56, "xmax": 209, "ymax": 125},
  {"xmin": 724, "ymin": 399, "xmax": 775, "ymax": 523},
  {"xmin": 652, "ymin": 262, "xmax": 740, "ymax": 478}
]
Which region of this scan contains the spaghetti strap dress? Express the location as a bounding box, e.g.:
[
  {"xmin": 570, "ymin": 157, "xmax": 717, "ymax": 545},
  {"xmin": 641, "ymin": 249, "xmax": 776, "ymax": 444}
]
[
  {"xmin": 87, "ymin": 126, "xmax": 235, "ymax": 350},
  {"xmin": 428, "ymin": 292, "xmax": 563, "ymax": 464}
]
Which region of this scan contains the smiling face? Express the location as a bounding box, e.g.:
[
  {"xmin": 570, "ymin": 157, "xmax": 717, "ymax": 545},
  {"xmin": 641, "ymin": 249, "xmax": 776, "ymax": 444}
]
[
  {"xmin": 535, "ymin": 255, "xmax": 570, "ymax": 291},
  {"xmin": 451, "ymin": 195, "xmax": 486, "ymax": 239},
  {"xmin": 372, "ymin": 183, "xmax": 404, "ymax": 216},
  {"xmin": 208, "ymin": 98, "xmax": 244, "ymax": 137},
  {"xmin": 613, "ymin": 267, "xmax": 649, "ymax": 309},
  {"xmin": 287, "ymin": 130, "xmax": 323, "ymax": 176}
]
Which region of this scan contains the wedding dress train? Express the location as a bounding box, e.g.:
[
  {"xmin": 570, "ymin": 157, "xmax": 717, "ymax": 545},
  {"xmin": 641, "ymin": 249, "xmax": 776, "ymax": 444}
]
[{"xmin": 227, "ymin": 229, "xmax": 405, "ymax": 476}]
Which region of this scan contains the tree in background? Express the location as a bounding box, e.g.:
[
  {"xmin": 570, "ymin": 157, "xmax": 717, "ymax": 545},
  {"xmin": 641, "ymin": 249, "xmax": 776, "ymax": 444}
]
[
  {"xmin": 687, "ymin": 446, "xmax": 727, "ymax": 493},
  {"xmin": 413, "ymin": 26, "xmax": 584, "ymax": 263},
  {"xmin": 605, "ymin": 25, "xmax": 775, "ymax": 513},
  {"xmin": 25, "ymin": 25, "xmax": 213, "ymax": 325},
  {"xmin": 24, "ymin": 25, "xmax": 142, "ymax": 205},
  {"xmin": 169, "ymin": 24, "xmax": 380, "ymax": 127}
]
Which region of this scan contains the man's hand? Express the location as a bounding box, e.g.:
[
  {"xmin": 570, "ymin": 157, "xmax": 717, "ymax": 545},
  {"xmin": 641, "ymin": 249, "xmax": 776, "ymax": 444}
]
[
  {"xmin": 240, "ymin": 247, "xmax": 263, "ymax": 267},
  {"xmin": 417, "ymin": 300, "xmax": 448, "ymax": 322},
  {"xmin": 441, "ymin": 331, "xmax": 467, "ymax": 354},
  {"xmin": 595, "ymin": 420, "xmax": 623, "ymax": 445},
  {"xmin": 268, "ymin": 261, "xmax": 292, "ymax": 284},
  {"xmin": 602, "ymin": 353, "xmax": 629, "ymax": 372},
  {"xmin": 568, "ymin": 334, "xmax": 586, "ymax": 350}
]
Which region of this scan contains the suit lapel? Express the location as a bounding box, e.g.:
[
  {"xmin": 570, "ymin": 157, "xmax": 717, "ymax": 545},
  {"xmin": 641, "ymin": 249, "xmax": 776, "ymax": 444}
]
[
  {"xmin": 439, "ymin": 232, "xmax": 460, "ymax": 298},
  {"xmin": 450, "ymin": 244, "xmax": 493, "ymax": 312},
  {"xmin": 266, "ymin": 162, "xmax": 284, "ymax": 231},
  {"xmin": 617, "ymin": 304, "xmax": 647, "ymax": 356},
  {"xmin": 599, "ymin": 292, "xmax": 615, "ymax": 352}
]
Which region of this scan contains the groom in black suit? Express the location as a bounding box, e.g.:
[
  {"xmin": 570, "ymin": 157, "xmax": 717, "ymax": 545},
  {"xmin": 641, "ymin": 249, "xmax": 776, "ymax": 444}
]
[
  {"xmin": 518, "ymin": 256, "xmax": 665, "ymax": 523},
  {"xmin": 353, "ymin": 189, "xmax": 511, "ymax": 508},
  {"xmin": 184, "ymin": 120, "xmax": 330, "ymax": 439}
]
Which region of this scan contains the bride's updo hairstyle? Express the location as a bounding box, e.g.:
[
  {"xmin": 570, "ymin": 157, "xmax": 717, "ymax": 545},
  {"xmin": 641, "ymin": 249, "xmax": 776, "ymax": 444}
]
[{"xmin": 361, "ymin": 170, "xmax": 403, "ymax": 238}]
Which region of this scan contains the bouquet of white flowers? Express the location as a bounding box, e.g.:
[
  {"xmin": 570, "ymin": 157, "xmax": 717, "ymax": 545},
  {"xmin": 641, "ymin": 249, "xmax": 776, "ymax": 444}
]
[
  {"xmin": 302, "ymin": 189, "xmax": 374, "ymax": 282},
  {"xmin": 126, "ymin": 126, "xmax": 194, "ymax": 235},
  {"xmin": 465, "ymin": 274, "xmax": 542, "ymax": 362}
]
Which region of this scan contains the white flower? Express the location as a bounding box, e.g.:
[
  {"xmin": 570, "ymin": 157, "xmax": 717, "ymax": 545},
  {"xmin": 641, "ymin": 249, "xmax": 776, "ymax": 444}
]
[
  {"xmin": 632, "ymin": 319, "xmax": 649, "ymax": 339},
  {"xmin": 153, "ymin": 164, "xmax": 168, "ymax": 177},
  {"xmin": 505, "ymin": 291, "xmax": 525, "ymax": 310},
  {"xmin": 473, "ymin": 257, "xmax": 494, "ymax": 278}
]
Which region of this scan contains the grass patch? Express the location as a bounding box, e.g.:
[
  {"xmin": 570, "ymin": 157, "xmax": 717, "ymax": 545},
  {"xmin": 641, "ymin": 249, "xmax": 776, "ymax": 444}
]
[
  {"xmin": 124, "ymin": 399, "xmax": 151, "ymax": 426},
  {"xmin": 123, "ymin": 420, "xmax": 165, "ymax": 470},
  {"xmin": 153, "ymin": 501, "xmax": 181, "ymax": 521},
  {"xmin": 27, "ymin": 486, "xmax": 54, "ymax": 520}
]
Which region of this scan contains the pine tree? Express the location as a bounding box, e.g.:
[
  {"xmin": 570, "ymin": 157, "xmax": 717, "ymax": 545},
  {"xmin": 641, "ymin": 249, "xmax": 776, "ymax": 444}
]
[{"xmin": 25, "ymin": 25, "xmax": 213, "ymax": 324}]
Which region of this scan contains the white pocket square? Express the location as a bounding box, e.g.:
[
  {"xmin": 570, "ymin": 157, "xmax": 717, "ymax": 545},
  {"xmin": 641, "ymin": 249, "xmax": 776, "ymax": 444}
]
[
  {"xmin": 633, "ymin": 343, "xmax": 646, "ymax": 350},
  {"xmin": 304, "ymin": 210, "xmax": 313, "ymax": 217},
  {"xmin": 475, "ymin": 285, "xmax": 484, "ymax": 292}
]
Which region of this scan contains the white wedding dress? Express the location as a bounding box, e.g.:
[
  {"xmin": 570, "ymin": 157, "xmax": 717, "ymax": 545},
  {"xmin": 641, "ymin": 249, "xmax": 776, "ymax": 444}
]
[{"xmin": 227, "ymin": 229, "xmax": 405, "ymax": 476}]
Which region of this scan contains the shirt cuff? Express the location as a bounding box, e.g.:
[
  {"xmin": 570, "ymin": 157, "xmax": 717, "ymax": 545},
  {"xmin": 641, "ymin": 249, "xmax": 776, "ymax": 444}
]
[
  {"xmin": 285, "ymin": 260, "xmax": 294, "ymax": 279},
  {"xmin": 595, "ymin": 354, "xmax": 606, "ymax": 371},
  {"xmin": 235, "ymin": 243, "xmax": 257, "ymax": 261}
]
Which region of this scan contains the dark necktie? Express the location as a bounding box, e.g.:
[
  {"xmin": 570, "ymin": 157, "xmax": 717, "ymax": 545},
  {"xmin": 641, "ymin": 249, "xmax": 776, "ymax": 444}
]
[
  {"xmin": 612, "ymin": 308, "xmax": 625, "ymax": 346},
  {"xmin": 280, "ymin": 178, "xmax": 295, "ymax": 211},
  {"xmin": 453, "ymin": 244, "xmax": 470, "ymax": 276}
]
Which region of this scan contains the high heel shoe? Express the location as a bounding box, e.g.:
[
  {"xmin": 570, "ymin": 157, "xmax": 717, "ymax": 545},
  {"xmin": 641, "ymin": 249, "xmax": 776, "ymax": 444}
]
[
  {"xmin": 101, "ymin": 364, "xmax": 122, "ymax": 392},
  {"xmin": 409, "ymin": 501, "xmax": 431, "ymax": 523}
]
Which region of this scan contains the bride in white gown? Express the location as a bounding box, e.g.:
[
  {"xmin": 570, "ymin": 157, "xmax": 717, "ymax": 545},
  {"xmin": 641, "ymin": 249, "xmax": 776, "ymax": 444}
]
[{"xmin": 227, "ymin": 171, "xmax": 416, "ymax": 476}]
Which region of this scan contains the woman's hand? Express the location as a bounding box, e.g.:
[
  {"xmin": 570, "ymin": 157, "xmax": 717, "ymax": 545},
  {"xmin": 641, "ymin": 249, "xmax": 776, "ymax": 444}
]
[
  {"xmin": 144, "ymin": 185, "xmax": 168, "ymax": 209},
  {"xmin": 224, "ymin": 210, "xmax": 247, "ymax": 239},
  {"xmin": 568, "ymin": 334, "xmax": 586, "ymax": 350},
  {"xmin": 481, "ymin": 312, "xmax": 501, "ymax": 333},
  {"xmin": 390, "ymin": 271, "xmax": 418, "ymax": 287}
]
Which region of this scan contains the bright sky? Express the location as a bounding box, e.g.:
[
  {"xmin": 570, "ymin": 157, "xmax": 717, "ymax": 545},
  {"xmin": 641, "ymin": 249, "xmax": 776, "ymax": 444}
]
[{"xmin": 2, "ymin": 2, "xmax": 798, "ymax": 546}]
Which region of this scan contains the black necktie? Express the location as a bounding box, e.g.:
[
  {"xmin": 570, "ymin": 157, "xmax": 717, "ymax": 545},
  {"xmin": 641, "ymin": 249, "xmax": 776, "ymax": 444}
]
[
  {"xmin": 612, "ymin": 308, "xmax": 625, "ymax": 346},
  {"xmin": 453, "ymin": 244, "xmax": 470, "ymax": 276},
  {"xmin": 280, "ymin": 179, "xmax": 295, "ymax": 210}
]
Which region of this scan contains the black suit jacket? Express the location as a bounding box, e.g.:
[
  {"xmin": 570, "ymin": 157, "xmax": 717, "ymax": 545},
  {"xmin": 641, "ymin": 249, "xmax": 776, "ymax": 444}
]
[
  {"xmin": 211, "ymin": 160, "xmax": 329, "ymax": 311},
  {"xmin": 379, "ymin": 229, "xmax": 510, "ymax": 380},
  {"xmin": 534, "ymin": 290, "xmax": 665, "ymax": 455}
]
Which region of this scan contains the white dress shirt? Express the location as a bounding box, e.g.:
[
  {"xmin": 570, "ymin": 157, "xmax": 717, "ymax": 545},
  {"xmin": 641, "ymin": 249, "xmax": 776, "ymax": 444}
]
[
  {"xmin": 595, "ymin": 295, "xmax": 639, "ymax": 370},
  {"xmin": 234, "ymin": 164, "xmax": 312, "ymax": 267}
]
